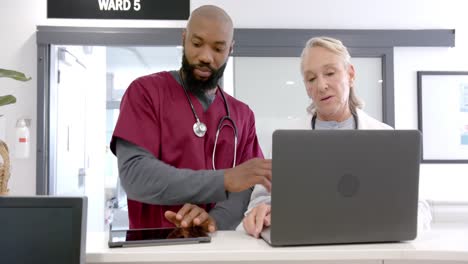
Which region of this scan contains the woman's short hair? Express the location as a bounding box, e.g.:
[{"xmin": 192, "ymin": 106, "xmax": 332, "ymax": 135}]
[{"xmin": 300, "ymin": 36, "xmax": 363, "ymax": 115}]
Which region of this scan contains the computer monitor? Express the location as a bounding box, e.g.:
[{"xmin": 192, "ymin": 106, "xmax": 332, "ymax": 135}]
[{"xmin": 0, "ymin": 196, "xmax": 87, "ymax": 264}]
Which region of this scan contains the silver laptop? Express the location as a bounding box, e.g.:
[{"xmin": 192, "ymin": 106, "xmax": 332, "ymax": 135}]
[{"xmin": 261, "ymin": 130, "xmax": 421, "ymax": 246}]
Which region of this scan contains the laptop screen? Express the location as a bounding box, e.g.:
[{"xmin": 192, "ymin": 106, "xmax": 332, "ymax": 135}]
[
  {"xmin": 268, "ymin": 130, "xmax": 421, "ymax": 246},
  {"xmin": 0, "ymin": 197, "xmax": 87, "ymax": 264}
]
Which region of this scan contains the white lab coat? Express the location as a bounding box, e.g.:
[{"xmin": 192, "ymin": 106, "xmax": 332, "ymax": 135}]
[{"xmin": 239, "ymin": 109, "xmax": 432, "ymax": 232}]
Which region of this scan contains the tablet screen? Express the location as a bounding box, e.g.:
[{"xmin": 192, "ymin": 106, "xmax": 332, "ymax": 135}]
[{"xmin": 109, "ymin": 226, "xmax": 211, "ymax": 247}]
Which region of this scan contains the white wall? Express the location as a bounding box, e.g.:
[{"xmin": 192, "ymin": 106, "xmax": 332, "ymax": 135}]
[
  {"xmin": 1, "ymin": 0, "xmax": 467, "ymax": 200},
  {"xmin": 0, "ymin": 0, "xmax": 44, "ymax": 195},
  {"xmin": 394, "ymin": 46, "xmax": 468, "ymax": 201}
]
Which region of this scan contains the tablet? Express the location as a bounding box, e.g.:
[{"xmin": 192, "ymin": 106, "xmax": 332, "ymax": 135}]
[{"xmin": 108, "ymin": 226, "xmax": 211, "ymax": 248}]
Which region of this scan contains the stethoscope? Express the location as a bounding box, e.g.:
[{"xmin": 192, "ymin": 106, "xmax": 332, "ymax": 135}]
[
  {"xmin": 179, "ymin": 71, "xmax": 238, "ymax": 170},
  {"xmin": 311, "ymin": 113, "xmax": 359, "ymax": 130}
]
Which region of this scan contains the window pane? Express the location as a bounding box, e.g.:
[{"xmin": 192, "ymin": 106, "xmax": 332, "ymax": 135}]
[
  {"xmin": 233, "ymin": 57, "xmax": 383, "ymax": 157},
  {"xmin": 352, "ymin": 57, "xmax": 383, "ymax": 121}
]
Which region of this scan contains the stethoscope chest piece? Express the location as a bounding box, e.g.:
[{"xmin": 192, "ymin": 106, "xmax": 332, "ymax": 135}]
[{"xmin": 193, "ymin": 121, "xmax": 207, "ymax": 137}]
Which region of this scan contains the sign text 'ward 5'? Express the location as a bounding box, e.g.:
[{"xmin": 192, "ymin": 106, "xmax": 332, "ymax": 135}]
[{"xmin": 47, "ymin": 0, "xmax": 190, "ymax": 20}]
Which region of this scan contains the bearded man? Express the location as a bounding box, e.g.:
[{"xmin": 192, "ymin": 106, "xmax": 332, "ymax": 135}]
[{"xmin": 111, "ymin": 5, "xmax": 271, "ymax": 232}]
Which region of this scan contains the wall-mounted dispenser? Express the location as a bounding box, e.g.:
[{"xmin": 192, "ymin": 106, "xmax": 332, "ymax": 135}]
[{"xmin": 15, "ymin": 118, "xmax": 30, "ymax": 159}]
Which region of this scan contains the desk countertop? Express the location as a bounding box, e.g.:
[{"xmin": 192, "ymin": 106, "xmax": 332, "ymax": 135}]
[{"xmin": 86, "ymin": 223, "xmax": 468, "ymax": 263}]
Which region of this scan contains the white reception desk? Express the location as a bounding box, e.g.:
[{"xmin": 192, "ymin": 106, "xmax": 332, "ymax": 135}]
[{"xmin": 86, "ymin": 223, "xmax": 468, "ymax": 264}]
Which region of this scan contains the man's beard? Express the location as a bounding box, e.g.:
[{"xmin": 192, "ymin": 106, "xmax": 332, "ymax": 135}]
[{"xmin": 181, "ymin": 53, "xmax": 227, "ymax": 97}]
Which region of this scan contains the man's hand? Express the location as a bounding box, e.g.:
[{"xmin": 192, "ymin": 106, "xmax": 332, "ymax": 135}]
[
  {"xmin": 224, "ymin": 158, "xmax": 272, "ymax": 193},
  {"xmin": 164, "ymin": 203, "xmax": 217, "ymax": 233},
  {"xmin": 242, "ymin": 203, "xmax": 271, "ymax": 238}
]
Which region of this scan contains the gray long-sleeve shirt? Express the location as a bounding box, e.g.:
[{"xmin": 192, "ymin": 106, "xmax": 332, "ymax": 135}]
[
  {"xmin": 116, "ymin": 135, "xmax": 251, "ymax": 230},
  {"xmin": 114, "ymin": 70, "xmax": 252, "ymax": 230}
]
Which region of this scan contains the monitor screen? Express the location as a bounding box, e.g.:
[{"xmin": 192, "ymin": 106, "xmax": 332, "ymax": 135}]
[{"xmin": 0, "ymin": 196, "xmax": 87, "ymax": 264}]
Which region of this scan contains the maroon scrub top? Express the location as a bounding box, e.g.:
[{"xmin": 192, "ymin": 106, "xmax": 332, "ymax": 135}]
[{"xmin": 111, "ymin": 71, "xmax": 263, "ymax": 228}]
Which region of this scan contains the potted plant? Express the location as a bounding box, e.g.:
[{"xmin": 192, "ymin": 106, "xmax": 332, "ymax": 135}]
[{"xmin": 0, "ymin": 68, "xmax": 31, "ymax": 195}]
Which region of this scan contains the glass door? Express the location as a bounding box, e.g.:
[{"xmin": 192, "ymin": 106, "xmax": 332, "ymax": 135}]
[
  {"xmin": 49, "ymin": 45, "xmax": 182, "ymax": 231},
  {"xmin": 49, "ymin": 45, "xmax": 107, "ymax": 231}
]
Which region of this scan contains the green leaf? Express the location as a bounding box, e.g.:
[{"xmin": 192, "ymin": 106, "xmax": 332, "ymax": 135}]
[
  {"xmin": 0, "ymin": 95, "xmax": 17, "ymax": 107},
  {"xmin": 0, "ymin": 68, "xmax": 32, "ymax": 81}
]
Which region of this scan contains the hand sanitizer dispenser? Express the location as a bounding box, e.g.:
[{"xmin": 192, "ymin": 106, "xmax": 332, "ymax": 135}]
[{"xmin": 15, "ymin": 118, "xmax": 30, "ymax": 159}]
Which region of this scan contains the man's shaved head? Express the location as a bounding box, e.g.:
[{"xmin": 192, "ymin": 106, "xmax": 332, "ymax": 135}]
[{"xmin": 186, "ymin": 5, "xmax": 234, "ymax": 42}]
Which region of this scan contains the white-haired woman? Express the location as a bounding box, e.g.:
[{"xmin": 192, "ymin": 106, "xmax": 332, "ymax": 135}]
[{"xmin": 242, "ymin": 37, "xmax": 430, "ymax": 238}]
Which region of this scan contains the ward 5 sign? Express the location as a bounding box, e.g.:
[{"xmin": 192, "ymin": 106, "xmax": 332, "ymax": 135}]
[
  {"xmin": 98, "ymin": 0, "xmax": 141, "ymax": 11},
  {"xmin": 47, "ymin": 0, "xmax": 190, "ymax": 20}
]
